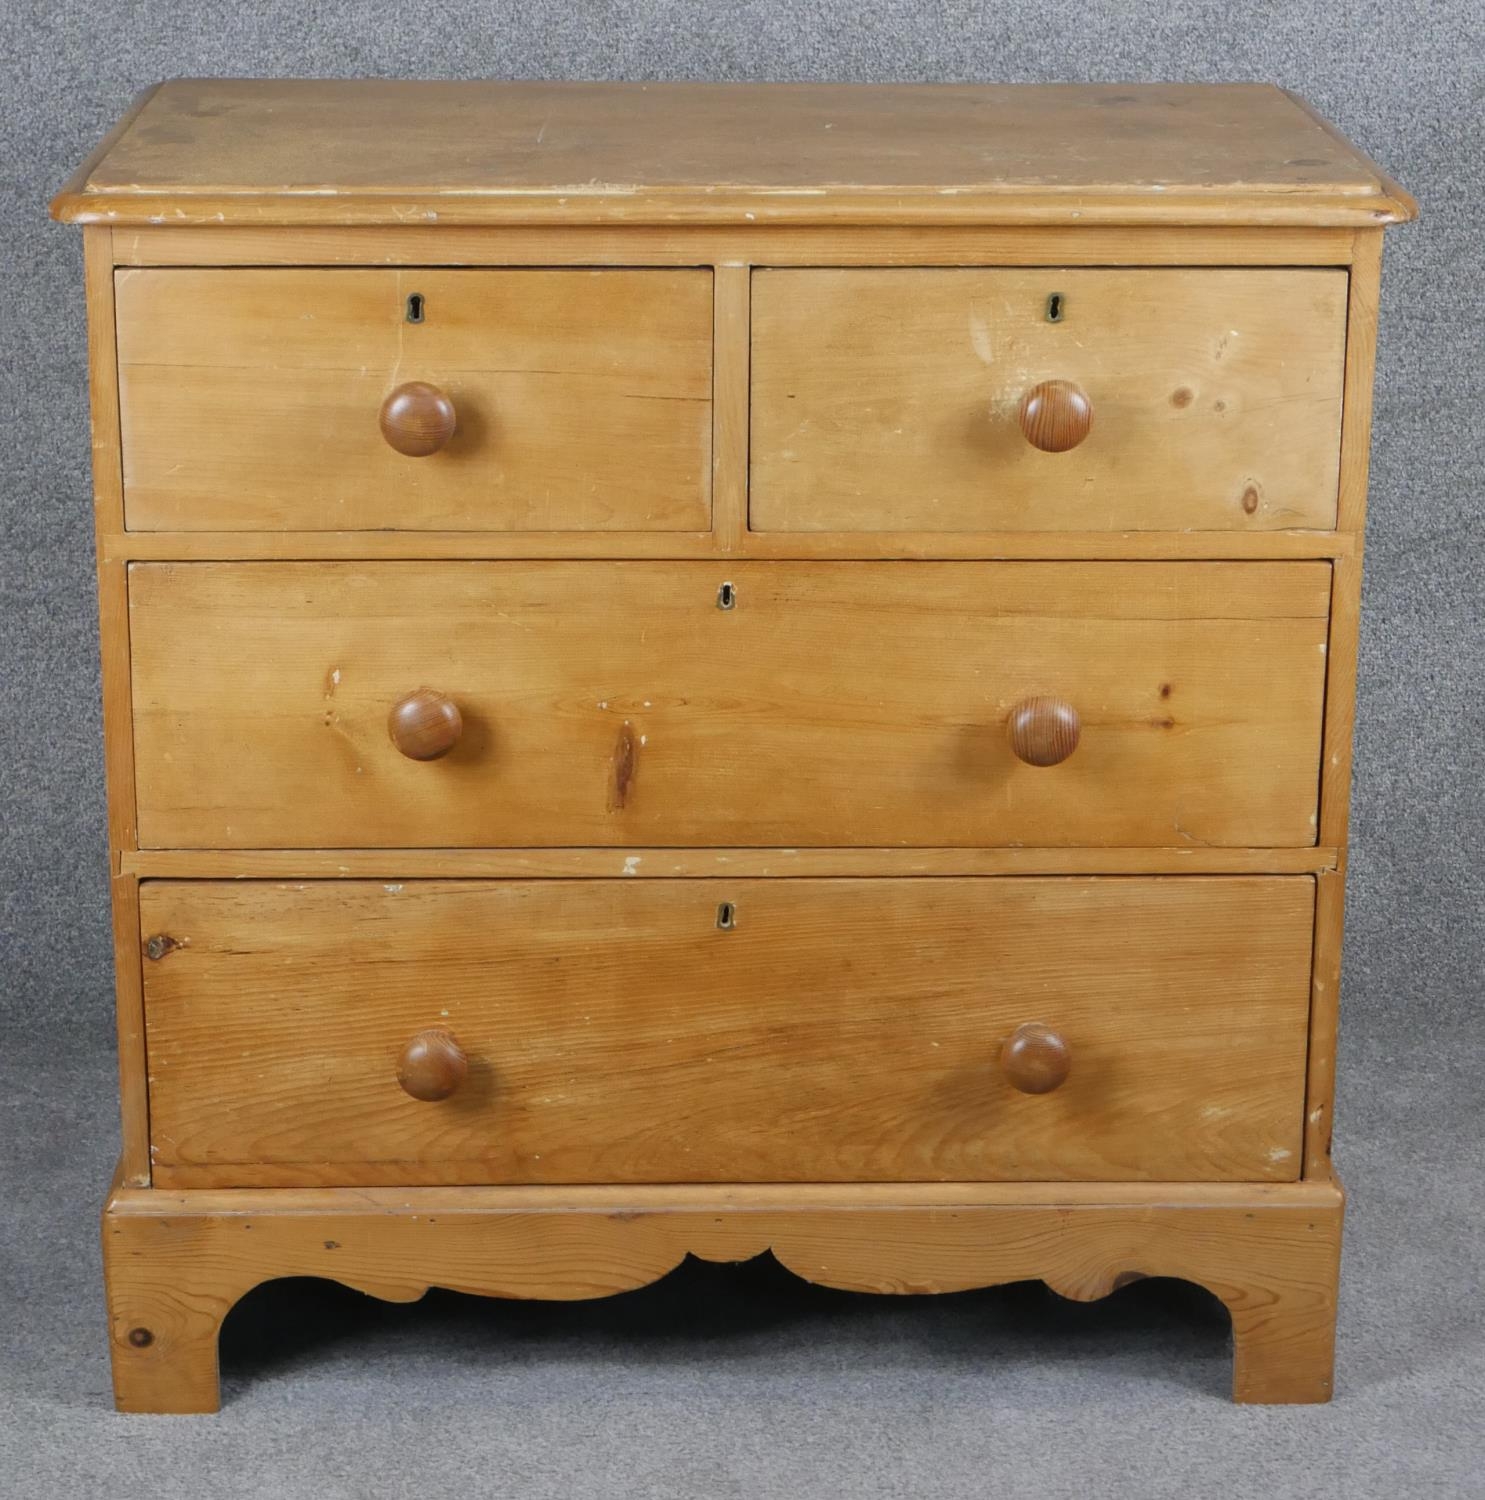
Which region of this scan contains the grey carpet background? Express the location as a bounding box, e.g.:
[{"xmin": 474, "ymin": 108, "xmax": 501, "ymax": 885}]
[{"xmin": 1, "ymin": 2, "xmax": 1481, "ymax": 1495}]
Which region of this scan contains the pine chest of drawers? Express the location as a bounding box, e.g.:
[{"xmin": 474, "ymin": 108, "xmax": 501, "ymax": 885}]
[{"xmin": 52, "ymin": 79, "xmax": 1415, "ymax": 1411}]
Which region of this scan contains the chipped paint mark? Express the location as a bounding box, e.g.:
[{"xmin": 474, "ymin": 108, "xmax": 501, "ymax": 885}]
[
  {"xmin": 384, "ymin": 883, "xmax": 404, "ymax": 894},
  {"xmin": 622, "ymin": 855, "xmax": 642, "ymax": 876}
]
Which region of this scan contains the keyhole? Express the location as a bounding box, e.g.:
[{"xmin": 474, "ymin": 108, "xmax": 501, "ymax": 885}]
[
  {"xmin": 405, "ymin": 292, "xmax": 425, "ymax": 324},
  {"xmin": 1046, "ymin": 293, "xmax": 1064, "ymax": 323},
  {"xmin": 717, "ymin": 581, "xmax": 736, "ymax": 610},
  {"xmin": 716, "ymin": 902, "xmax": 737, "ymax": 930}
]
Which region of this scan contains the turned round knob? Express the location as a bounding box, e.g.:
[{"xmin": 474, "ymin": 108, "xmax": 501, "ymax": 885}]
[
  {"xmin": 1007, "ymin": 696, "xmax": 1081, "ymax": 767},
  {"xmin": 397, "ymin": 1028, "xmax": 468, "ymax": 1102},
  {"xmin": 379, "ymin": 381, "xmax": 456, "ymax": 457},
  {"xmin": 1001, "ymin": 1023, "xmax": 1071, "ymax": 1095},
  {"xmin": 388, "ymin": 689, "xmax": 463, "ymax": 761},
  {"xmin": 1017, "ymin": 380, "xmax": 1092, "ymax": 453}
]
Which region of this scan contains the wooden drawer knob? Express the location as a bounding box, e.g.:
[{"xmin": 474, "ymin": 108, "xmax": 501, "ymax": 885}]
[
  {"xmin": 397, "ymin": 1027, "xmax": 468, "ymax": 1102},
  {"xmin": 1001, "ymin": 1023, "xmax": 1071, "ymax": 1094},
  {"xmin": 1017, "ymin": 380, "xmax": 1092, "ymax": 452},
  {"xmin": 1007, "ymin": 696, "xmax": 1081, "ymax": 767},
  {"xmin": 388, "ymin": 688, "xmax": 463, "ymax": 761},
  {"xmin": 379, "ymin": 381, "xmax": 456, "ymax": 456}
]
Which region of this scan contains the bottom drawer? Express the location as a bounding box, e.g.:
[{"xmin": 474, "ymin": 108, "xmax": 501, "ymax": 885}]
[{"xmin": 140, "ymin": 877, "xmax": 1314, "ymax": 1188}]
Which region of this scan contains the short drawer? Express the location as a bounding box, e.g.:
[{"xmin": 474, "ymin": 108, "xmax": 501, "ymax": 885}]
[
  {"xmin": 141, "ymin": 877, "xmax": 1314, "ymax": 1188},
  {"xmin": 114, "ymin": 268, "xmax": 713, "ymax": 532},
  {"xmin": 751, "ymin": 268, "xmax": 1347, "ymax": 533},
  {"xmin": 128, "ymin": 560, "xmax": 1329, "ymax": 850}
]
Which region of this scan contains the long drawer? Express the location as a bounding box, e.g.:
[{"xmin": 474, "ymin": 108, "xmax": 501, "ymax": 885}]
[
  {"xmin": 140, "ymin": 877, "xmax": 1315, "ymax": 1188},
  {"xmin": 751, "ymin": 268, "xmax": 1348, "ymax": 533},
  {"xmin": 127, "ymin": 561, "xmax": 1330, "ymax": 850},
  {"xmin": 114, "ymin": 268, "xmax": 714, "ymax": 532}
]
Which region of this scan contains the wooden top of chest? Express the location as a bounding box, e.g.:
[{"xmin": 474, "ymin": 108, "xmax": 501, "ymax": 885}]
[{"xmin": 52, "ymin": 79, "xmax": 1415, "ymax": 229}]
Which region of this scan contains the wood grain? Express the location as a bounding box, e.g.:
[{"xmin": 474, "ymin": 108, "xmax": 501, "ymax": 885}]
[
  {"xmin": 51, "ymin": 84, "xmax": 163, "ymax": 213},
  {"xmin": 1303, "ymin": 237, "xmax": 1385, "ymax": 1177},
  {"xmin": 1017, "ymin": 380, "xmax": 1093, "ymax": 453},
  {"xmin": 120, "ymin": 846, "xmax": 1341, "ymax": 879},
  {"xmin": 52, "ymin": 80, "xmax": 1415, "ymax": 226},
  {"xmin": 387, "ymin": 689, "xmax": 463, "ymax": 762},
  {"xmin": 127, "ymin": 560, "xmax": 1331, "ymax": 850},
  {"xmin": 1000, "ymin": 1022, "xmax": 1073, "ymax": 1094},
  {"xmin": 55, "ymin": 81, "xmax": 1413, "ymax": 1414},
  {"xmin": 396, "ymin": 1028, "xmax": 469, "ymax": 1103},
  {"xmin": 1006, "ymin": 696, "xmax": 1082, "ymax": 767},
  {"xmin": 114, "ymin": 268, "xmax": 713, "ymax": 532},
  {"xmin": 1333, "ymin": 232, "xmax": 1384, "ymax": 536},
  {"xmin": 102, "ymin": 526, "xmax": 1356, "ymax": 564},
  {"xmin": 1320, "ymin": 234, "xmax": 1385, "ymax": 852},
  {"xmin": 1282, "ymin": 90, "xmax": 1417, "ymax": 239},
  {"xmin": 139, "ymin": 876, "xmax": 1314, "ymax": 1188},
  {"xmin": 378, "ymin": 381, "xmax": 457, "ymax": 457},
  {"xmin": 109, "ymin": 224, "xmax": 1364, "ymax": 269},
  {"xmin": 752, "ymin": 269, "xmax": 1348, "ymax": 533},
  {"xmin": 1306, "ymin": 555, "xmax": 1362, "ymax": 1181},
  {"xmin": 1305, "ymin": 868, "xmax": 1345, "ymax": 1179},
  {"xmin": 84, "ymin": 227, "xmax": 151, "ymax": 1186},
  {"xmin": 102, "ymin": 1174, "xmax": 1345, "ymax": 1411},
  {"xmin": 711, "ymin": 263, "xmax": 750, "ymax": 553}
]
